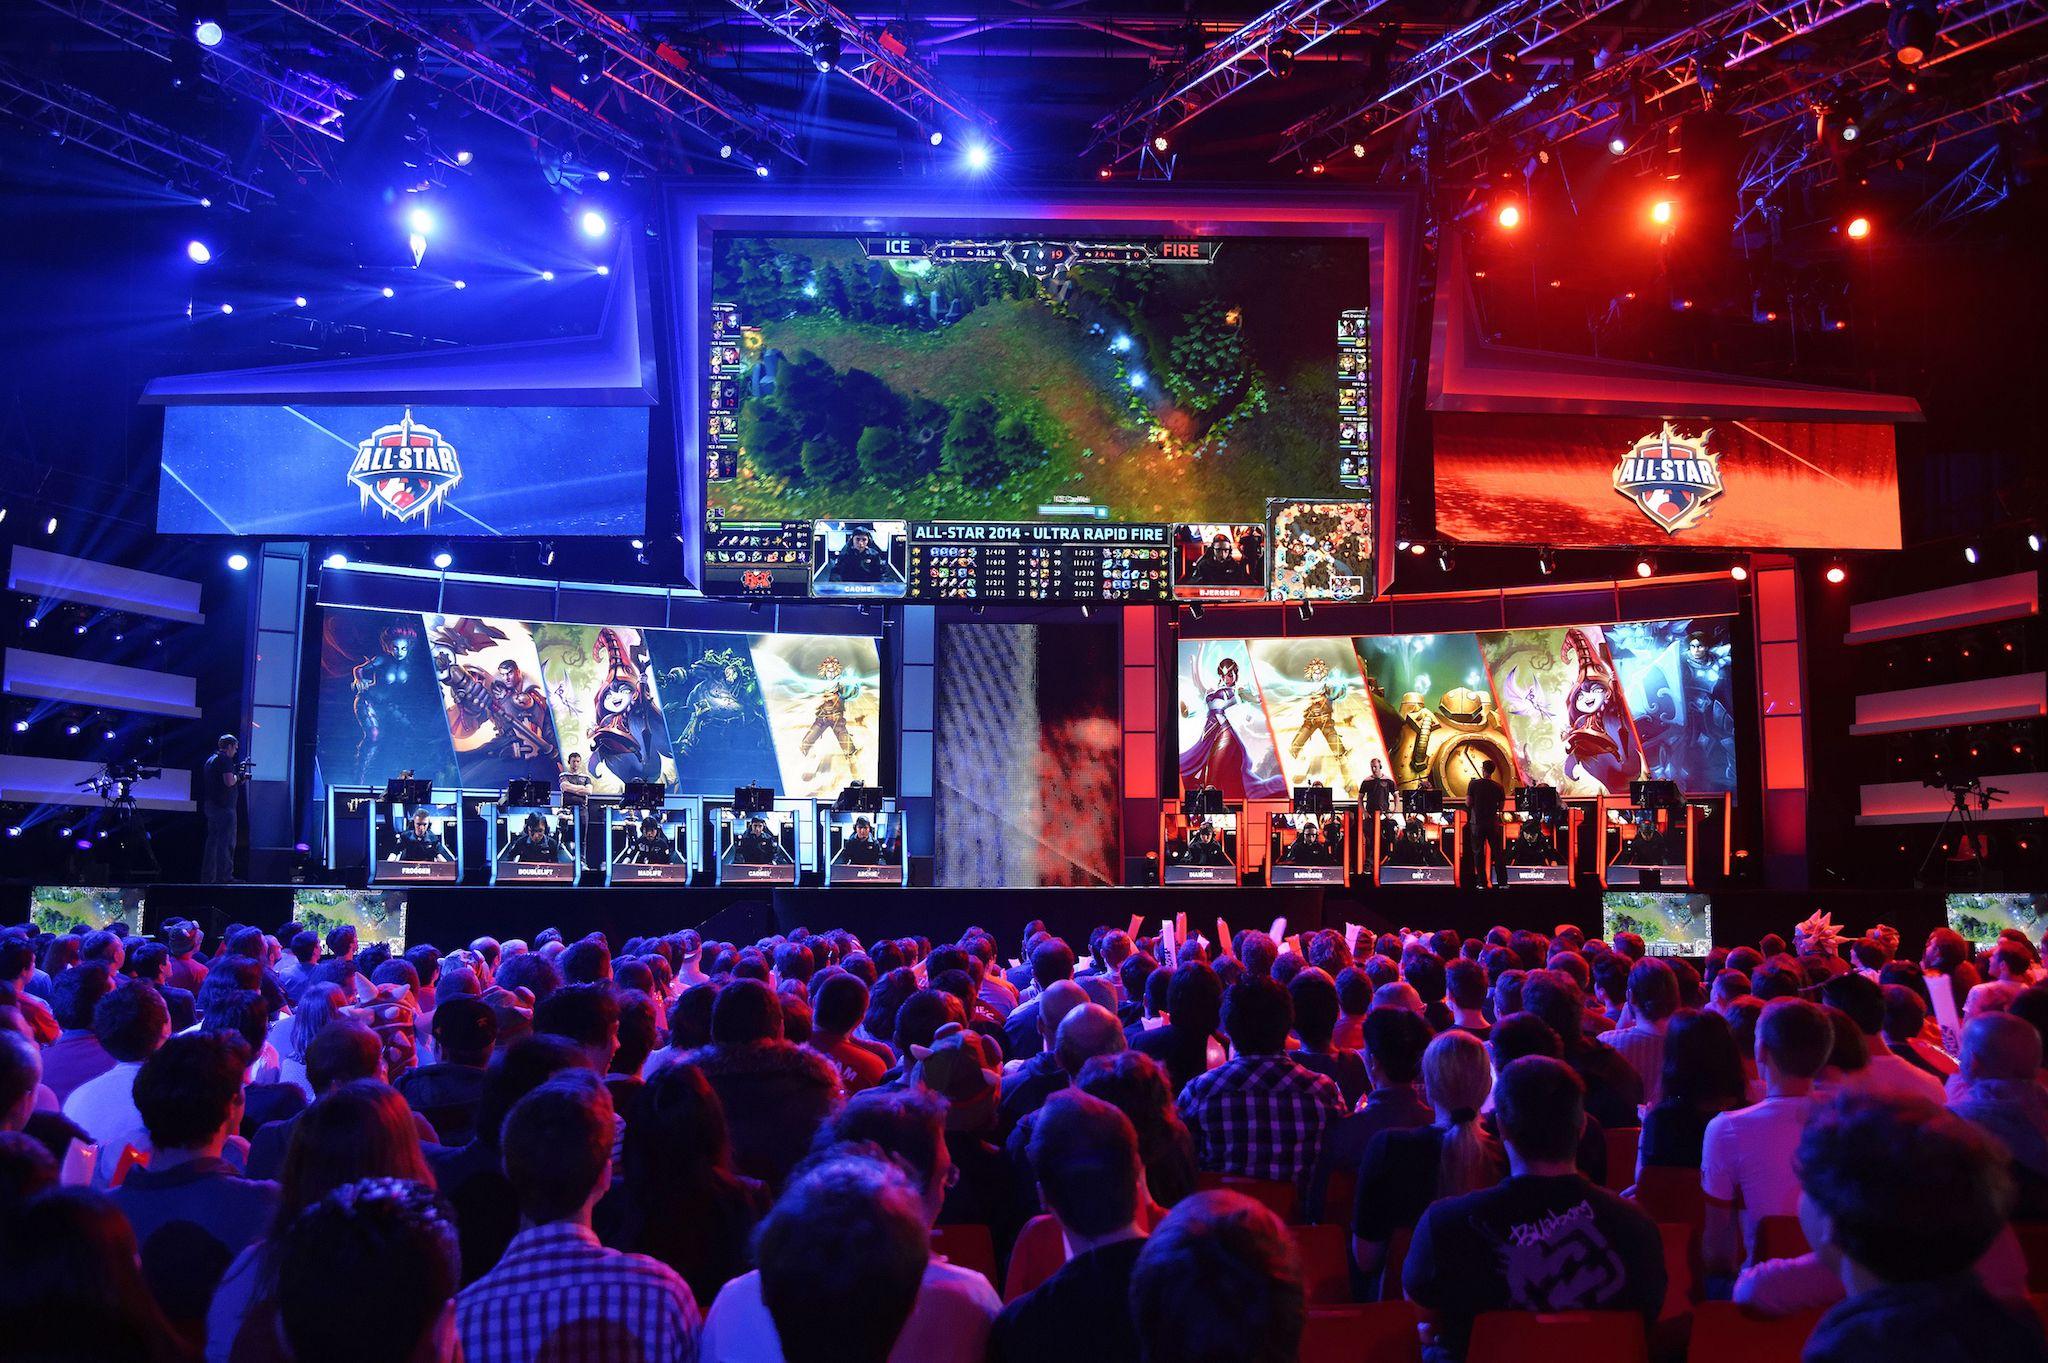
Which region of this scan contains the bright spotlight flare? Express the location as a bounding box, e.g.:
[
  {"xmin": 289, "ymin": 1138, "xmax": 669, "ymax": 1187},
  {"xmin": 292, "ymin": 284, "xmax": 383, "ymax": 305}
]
[
  {"xmin": 1846, "ymin": 216, "xmax": 1872, "ymax": 240},
  {"xmin": 194, "ymin": 18, "xmax": 223, "ymax": 46},
  {"xmin": 1496, "ymin": 202, "xmax": 1521, "ymax": 230},
  {"xmin": 186, "ymin": 240, "xmax": 212, "ymax": 264},
  {"xmin": 1651, "ymin": 199, "xmax": 1675, "ymax": 226},
  {"xmin": 580, "ymin": 209, "xmax": 608, "ymax": 239},
  {"xmin": 964, "ymin": 141, "xmax": 993, "ymax": 172}
]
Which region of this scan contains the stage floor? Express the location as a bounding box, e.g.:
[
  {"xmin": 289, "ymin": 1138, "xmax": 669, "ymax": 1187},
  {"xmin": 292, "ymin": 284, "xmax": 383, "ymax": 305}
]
[{"xmin": 4, "ymin": 880, "xmax": 1951, "ymax": 957}]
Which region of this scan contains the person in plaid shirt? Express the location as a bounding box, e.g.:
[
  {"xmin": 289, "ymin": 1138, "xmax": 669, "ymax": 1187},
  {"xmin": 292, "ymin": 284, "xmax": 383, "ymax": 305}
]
[
  {"xmin": 1177, "ymin": 975, "xmax": 1347, "ymax": 1196},
  {"xmin": 457, "ymin": 1071, "xmax": 699, "ymax": 1363}
]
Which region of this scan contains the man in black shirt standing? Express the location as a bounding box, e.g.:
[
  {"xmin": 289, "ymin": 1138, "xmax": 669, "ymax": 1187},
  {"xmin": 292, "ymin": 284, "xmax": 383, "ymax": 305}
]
[
  {"xmin": 199, "ymin": 734, "xmax": 244, "ymax": 883},
  {"xmin": 1462, "ymin": 759, "xmax": 1506, "ymax": 888},
  {"xmin": 1404, "ymin": 1056, "xmax": 1664, "ymax": 1362}
]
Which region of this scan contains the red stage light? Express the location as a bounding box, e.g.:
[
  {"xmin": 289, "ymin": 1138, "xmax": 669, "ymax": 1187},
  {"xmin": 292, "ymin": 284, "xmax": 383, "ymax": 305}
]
[
  {"xmin": 1635, "ymin": 558, "xmax": 1653, "ymax": 578},
  {"xmin": 1825, "ymin": 563, "xmax": 1847, "ymax": 584},
  {"xmin": 1730, "ymin": 564, "xmax": 1749, "ymax": 581},
  {"xmin": 1846, "ymin": 216, "xmax": 1871, "ymax": 240},
  {"xmin": 1496, "ymin": 202, "xmax": 1522, "ymax": 230},
  {"xmin": 1650, "ymin": 199, "xmax": 1675, "ymax": 226}
]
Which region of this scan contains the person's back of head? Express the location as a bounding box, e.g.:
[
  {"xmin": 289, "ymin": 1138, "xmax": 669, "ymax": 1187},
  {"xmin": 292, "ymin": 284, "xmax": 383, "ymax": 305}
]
[
  {"xmin": 1757, "ymin": 997, "xmax": 1834, "ymax": 1081},
  {"xmin": 494, "ymin": 951, "xmax": 562, "ymax": 1004},
  {"xmin": 1032, "ymin": 937, "xmax": 1078, "ymax": 990},
  {"xmin": 1591, "ymin": 953, "xmax": 1631, "ymax": 1011},
  {"xmin": 1222, "ymin": 975, "xmax": 1293, "ymax": 1058},
  {"xmin": 80, "ymin": 929, "xmax": 123, "ymax": 968},
  {"xmin": 818, "ymin": 1088, "xmax": 946, "ymax": 1218},
  {"xmin": 51, "ymin": 962, "xmax": 114, "ymax": 1032},
  {"xmin": 474, "ymin": 1034, "xmax": 586, "ymax": 1152},
  {"xmin": 1334, "ymin": 966, "xmax": 1373, "ymax": 1018},
  {"xmin": 500, "ymin": 1071, "xmax": 614, "ymax": 1224},
  {"xmin": 282, "ymin": 1081, "xmax": 434, "ymax": 1225},
  {"xmin": 201, "ymin": 988, "xmax": 269, "ymax": 1052},
  {"xmin": 1235, "ymin": 931, "xmax": 1279, "ymax": 978},
  {"xmin": 1423, "ymin": 1030, "xmax": 1501, "ymax": 1196},
  {"xmin": 812, "ymin": 971, "xmax": 869, "ymax": 1037},
  {"xmin": 371, "ymin": 959, "xmax": 420, "ymax": 998},
  {"xmin": 1372, "ymin": 981, "xmax": 1424, "ymax": 1016},
  {"xmin": 1795, "ymin": 1093, "xmax": 2012, "ymax": 1284},
  {"xmin": 1362, "ymin": 1004, "xmax": 1430, "ymax": 1087},
  {"xmin": 288, "ymin": 931, "xmax": 320, "ymax": 966},
  {"xmin": 0, "ymin": 1029, "xmax": 41, "ymax": 1131},
  {"xmin": 1493, "ymin": 1055, "xmax": 1584, "ymax": 1167},
  {"xmin": 1711, "ymin": 971, "xmax": 1752, "ymax": 1009},
  {"xmin": 432, "ymin": 996, "xmax": 498, "ymax": 1068},
  {"xmin": 278, "ymin": 1177, "xmax": 459, "ymax": 1363},
  {"xmin": 1361, "ymin": 955, "xmax": 1400, "ymax": 992},
  {"xmin": 1519, "ymin": 969, "xmax": 1584, "ymax": 1045},
  {"xmin": 559, "ymin": 938, "xmax": 612, "ymax": 986},
  {"xmin": 92, "ymin": 978, "xmax": 170, "ymax": 1063},
  {"xmin": 1820, "ymin": 972, "xmax": 1885, "ymax": 1038},
  {"xmin": 1165, "ymin": 961, "xmax": 1223, "ymax": 1037},
  {"xmin": 1880, "ymin": 983, "xmax": 1928, "ymax": 1046},
  {"xmin": 134, "ymin": 1031, "xmax": 250, "ymax": 1153},
  {"xmin": 613, "ymin": 990, "xmax": 660, "ymax": 1075},
  {"xmin": 1287, "ymin": 968, "xmax": 1340, "ymax": 1049},
  {"xmin": 1445, "ymin": 958, "xmax": 1488, "ymax": 1013},
  {"xmin": 307, "ymin": 1020, "xmax": 384, "ymax": 1094},
  {"xmin": 125, "ymin": 941, "xmax": 168, "ymax": 984},
  {"xmin": 1660, "ymin": 1008, "xmax": 1748, "ymax": 1111},
  {"xmin": 711, "ymin": 977, "xmax": 783, "ymax": 1046},
  {"xmin": 1626, "ymin": 958, "xmax": 1680, "ymax": 1024},
  {"xmin": 533, "ymin": 981, "xmax": 620, "ymax": 1062},
  {"xmin": 891, "ymin": 988, "xmax": 959, "ymax": 1058},
  {"xmin": 324, "ymin": 925, "xmax": 357, "ymax": 961},
  {"xmin": 1751, "ymin": 955, "xmax": 1806, "ymax": 1002},
  {"xmin": 1542, "ymin": 949, "xmax": 1589, "ymax": 993},
  {"xmin": 1130, "ymin": 1189, "xmax": 1305, "ymax": 1363},
  {"xmin": 1054, "ymin": 1002, "xmax": 1127, "ymax": 1077},
  {"xmin": 1120, "ymin": 950, "xmax": 1157, "ymax": 1005},
  {"xmin": 1401, "ymin": 951, "xmax": 1447, "ymax": 1005},
  {"xmin": 757, "ymin": 1152, "xmax": 929, "ymax": 1363},
  {"xmin": 1488, "ymin": 1011, "xmax": 1563, "ymax": 1066},
  {"xmin": 1028, "ymin": 1089, "xmax": 1141, "ymax": 1238},
  {"xmin": 1960, "ymin": 1011, "xmax": 2043, "ymax": 1083}
]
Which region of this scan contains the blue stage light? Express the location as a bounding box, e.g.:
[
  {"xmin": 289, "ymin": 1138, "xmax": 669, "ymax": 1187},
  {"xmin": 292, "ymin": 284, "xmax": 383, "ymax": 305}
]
[
  {"xmin": 227, "ymin": 552, "xmax": 249, "ymax": 571},
  {"xmin": 194, "ymin": 19, "xmax": 223, "ymax": 46},
  {"xmin": 186, "ymin": 240, "xmax": 212, "ymax": 264},
  {"xmin": 407, "ymin": 205, "xmax": 436, "ymax": 236},
  {"xmin": 432, "ymin": 550, "xmax": 453, "ymax": 569},
  {"xmin": 964, "ymin": 141, "xmax": 992, "ymax": 172},
  {"xmin": 580, "ymin": 209, "xmax": 608, "ymax": 238}
]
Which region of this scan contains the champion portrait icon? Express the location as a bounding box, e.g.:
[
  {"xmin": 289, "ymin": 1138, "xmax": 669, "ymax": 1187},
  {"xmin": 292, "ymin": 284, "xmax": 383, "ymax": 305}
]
[
  {"xmin": 1613, "ymin": 421, "xmax": 1724, "ymax": 535},
  {"xmin": 347, "ymin": 409, "xmax": 462, "ymax": 524}
]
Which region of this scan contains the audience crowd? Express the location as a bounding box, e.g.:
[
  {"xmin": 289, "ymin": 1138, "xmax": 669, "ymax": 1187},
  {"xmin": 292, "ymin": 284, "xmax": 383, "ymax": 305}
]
[{"xmin": 1, "ymin": 910, "xmax": 2046, "ymax": 1363}]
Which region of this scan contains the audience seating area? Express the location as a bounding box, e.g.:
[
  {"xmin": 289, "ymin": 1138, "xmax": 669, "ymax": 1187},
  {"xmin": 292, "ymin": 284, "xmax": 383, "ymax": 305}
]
[{"xmin": 3, "ymin": 909, "xmax": 2048, "ymax": 1363}]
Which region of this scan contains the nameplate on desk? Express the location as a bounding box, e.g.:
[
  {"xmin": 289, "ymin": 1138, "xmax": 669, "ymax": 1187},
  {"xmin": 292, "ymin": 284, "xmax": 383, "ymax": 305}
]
[
  {"xmin": 504, "ymin": 863, "xmax": 575, "ymax": 883},
  {"xmin": 1503, "ymin": 866, "xmax": 1571, "ymax": 886},
  {"xmin": 1605, "ymin": 864, "xmax": 1689, "ymax": 888},
  {"xmin": 831, "ymin": 864, "xmax": 903, "ymax": 885},
  {"xmin": 1270, "ymin": 865, "xmax": 1346, "ymax": 887},
  {"xmin": 615, "ymin": 864, "xmax": 691, "ymax": 884},
  {"xmin": 1164, "ymin": 866, "xmax": 1238, "ymax": 887},
  {"xmin": 1377, "ymin": 865, "xmax": 1455, "ymax": 886},
  {"xmin": 732, "ymin": 864, "xmax": 797, "ymax": 884},
  {"xmin": 383, "ymin": 861, "xmax": 456, "ymax": 882}
]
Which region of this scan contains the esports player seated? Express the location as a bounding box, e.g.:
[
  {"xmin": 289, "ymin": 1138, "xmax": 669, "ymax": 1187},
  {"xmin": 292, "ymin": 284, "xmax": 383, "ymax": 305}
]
[
  {"xmin": 1184, "ymin": 532, "xmax": 1246, "ymax": 586},
  {"xmin": 730, "ymin": 814, "xmax": 788, "ymax": 866},
  {"xmin": 391, "ymin": 808, "xmax": 454, "ymax": 862},
  {"xmin": 1284, "ymin": 821, "xmax": 1337, "ymax": 866},
  {"xmin": 1183, "ymin": 821, "xmax": 1230, "ymax": 867},
  {"xmin": 504, "ymin": 812, "xmax": 570, "ymax": 864},
  {"xmin": 622, "ymin": 815, "xmax": 676, "ymax": 865},
  {"xmin": 839, "ymin": 816, "xmax": 883, "ymax": 866},
  {"xmin": 827, "ymin": 524, "xmax": 892, "ymax": 584}
]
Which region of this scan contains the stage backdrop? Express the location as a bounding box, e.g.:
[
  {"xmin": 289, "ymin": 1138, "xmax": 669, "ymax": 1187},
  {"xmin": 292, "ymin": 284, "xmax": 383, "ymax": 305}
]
[
  {"xmin": 315, "ymin": 606, "xmax": 880, "ymax": 798},
  {"xmin": 934, "ymin": 621, "xmax": 1121, "ymax": 888},
  {"xmin": 1178, "ymin": 616, "xmax": 1735, "ymax": 800}
]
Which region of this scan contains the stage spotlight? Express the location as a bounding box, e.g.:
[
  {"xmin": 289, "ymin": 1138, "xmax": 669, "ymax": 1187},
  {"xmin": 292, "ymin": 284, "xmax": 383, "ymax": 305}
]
[
  {"xmin": 194, "ymin": 18, "xmax": 223, "ymax": 46},
  {"xmin": 1537, "ymin": 547, "xmax": 1556, "ymax": 576},
  {"xmin": 218, "ymin": 302, "xmax": 233, "ymax": 315},
  {"xmin": 4, "ymin": 827, "xmax": 17, "ymax": 838},
  {"xmin": 406, "ymin": 205, "xmax": 436, "ymax": 236},
  {"xmin": 579, "ymin": 208, "xmax": 608, "ymax": 238},
  {"xmin": 596, "ymin": 170, "xmax": 611, "ymax": 183},
  {"xmin": 1152, "ymin": 133, "xmax": 1170, "ymax": 154},
  {"xmin": 294, "ymin": 295, "xmax": 308, "ymax": 308},
  {"xmin": 1128, "ymin": 371, "xmax": 1148, "ymax": 390},
  {"xmin": 45, "ymin": 516, "xmax": 57, "ymax": 535},
  {"xmin": 539, "ymin": 270, "xmax": 555, "ymax": 282},
  {"xmin": 380, "ymin": 286, "xmax": 394, "ymax": 298},
  {"xmin": 186, "ymin": 240, "xmax": 212, "ymax": 264},
  {"xmin": 1840, "ymin": 111, "xmax": 1861, "ymax": 141},
  {"xmin": 1888, "ymin": 0, "xmax": 1937, "ymax": 65},
  {"xmin": 102, "ymin": 729, "xmax": 115, "ymax": 741},
  {"xmin": 929, "ymin": 129, "xmax": 945, "ymax": 147},
  {"xmin": 1965, "ymin": 544, "xmax": 1979, "ymax": 564},
  {"xmin": 1097, "ymin": 166, "xmax": 1113, "ymax": 179},
  {"xmin": 1268, "ymin": 34, "xmax": 1299, "ymax": 79},
  {"xmin": 754, "ymin": 164, "xmax": 770, "ymax": 178},
  {"xmin": 11, "ymin": 720, "xmax": 26, "ymax": 733},
  {"xmin": 596, "ymin": 265, "xmax": 610, "ymax": 277},
  {"xmin": 432, "ymin": 549, "xmax": 453, "ymax": 570},
  {"xmin": 1731, "ymin": 563, "xmax": 1750, "ymax": 581},
  {"xmin": 1635, "ymin": 557, "xmax": 1654, "ymax": 578},
  {"xmin": 1846, "ymin": 215, "xmax": 1871, "ymax": 240},
  {"xmin": 1608, "ymin": 134, "xmax": 1628, "ymax": 155},
  {"xmin": 1495, "ymin": 202, "xmax": 1522, "ymax": 230},
  {"xmin": 324, "ymin": 550, "xmax": 349, "ymax": 569},
  {"xmin": 719, "ymin": 143, "xmax": 733, "ymax": 159},
  {"xmin": 630, "ymin": 538, "xmax": 645, "ymax": 550},
  {"xmin": 539, "ymin": 541, "xmax": 556, "ymax": 568},
  {"xmin": 1487, "ymin": 38, "xmax": 1520, "ymax": 82},
  {"xmin": 806, "ymin": 21, "xmax": 842, "ymax": 72},
  {"xmin": 964, "ymin": 141, "xmax": 992, "ymax": 172},
  {"xmin": 1408, "ymin": 541, "xmax": 1427, "ymax": 556},
  {"xmin": 453, "ymin": 279, "xmax": 466, "ymax": 290},
  {"xmin": 1650, "ymin": 199, "xmax": 1675, "ymax": 226},
  {"xmin": 1825, "ymin": 561, "xmax": 1848, "ymax": 584},
  {"xmin": 1434, "ymin": 543, "xmax": 1455, "ymax": 573},
  {"xmin": 2029, "ymin": 532, "xmax": 2041, "ymax": 553},
  {"xmin": 227, "ymin": 552, "xmax": 249, "ymax": 571},
  {"xmin": 454, "ymin": 149, "xmax": 473, "ymax": 166},
  {"xmin": 65, "ymin": 724, "xmax": 80, "ymax": 736}
]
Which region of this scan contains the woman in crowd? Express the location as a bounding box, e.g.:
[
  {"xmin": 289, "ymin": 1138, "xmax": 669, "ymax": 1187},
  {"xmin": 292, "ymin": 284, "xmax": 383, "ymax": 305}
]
[{"xmin": 1638, "ymin": 1007, "xmax": 1750, "ymax": 1177}]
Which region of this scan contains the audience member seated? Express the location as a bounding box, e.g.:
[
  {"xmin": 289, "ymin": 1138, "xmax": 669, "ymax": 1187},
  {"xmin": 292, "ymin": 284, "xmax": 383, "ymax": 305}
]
[
  {"xmin": 456, "ymin": 1073, "xmax": 699, "ymax": 1363},
  {"xmin": 40, "ymin": 962, "xmax": 117, "ymax": 1105},
  {"xmin": 397, "ymin": 995, "xmax": 497, "ymax": 1146},
  {"xmin": 249, "ymin": 1020, "xmax": 436, "ymax": 1179},
  {"xmin": 1128, "ymin": 1189, "xmax": 1305, "ymax": 1363},
  {"xmin": 1521, "ymin": 968, "xmax": 1643, "ymax": 1131},
  {"xmin": 913, "ymin": 1024, "xmax": 1015, "ymax": 1239},
  {"xmin": 1795, "ymin": 1094, "xmax": 2047, "ymax": 1363},
  {"xmin": 1076, "ymin": 1049, "xmax": 1196, "ymax": 1214},
  {"xmin": 991, "ymin": 1091, "xmax": 1148, "ymax": 1363},
  {"xmin": 114, "ymin": 1033, "xmax": 281, "ymax": 1337},
  {"xmin": 1004, "ymin": 939, "xmax": 1079, "ymax": 1063},
  {"xmin": 997, "ymin": 980, "xmax": 1089, "ymax": 1132},
  {"xmin": 1881, "ymin": 983, "xmax": 1958, "ymax": 1079},
  {"xmin": 1702, "ymin": 996, "xmax": 1833, "ymax": 1278},
  {"xmin": 1823, "ymin": 972, "xmax": 1945, "ymax": 1103},
  {"xmin": 275, "ymin": 1177, "xmax": 461, "ymax": 1363},
  {"xmin": 1443, "ymin": 958, "xmax": 1492, "ymax": 1040},
  {"xmin": 1948, "ymin": 1011, "xmax": 2048, "ymax": 1216},
  {"xmin": 1351, "ymin": 1028, "xmax": 1503, "ymax": 1291},
  {"xmin": 1404, "ymin": 1056, "xmax": 1665, "ymax": 1363},
  {"xmin": 1287, "ymin": 968, "xmax": 1368, "ymax": 1107},
  {"xmin": 1307, "ymin": 1004, "xmax": 1431, "ymax": 1224},
  {"xmin": 1637, "ymin": 1007, "xmax": 1749, "ymax": 1177},
  {"xmin": 63, "ymin": 977, "xmax": 172, "ymax": 1180},
  {"xmin": 1598, "ymin": 957, "xmax": 1680, "ymax": 1107},
  {"xmin": 808, "ymin": 971, "xmax": 886, "ymax": 1094},
  {"xmin": 0, "ymin": 1186, "xmax": 192, "ymax": 1363},
  {"xmin": 687, "ymin": 978, "xmax": 840, "ymax": 1190},
  {"xmin": 1130, "ymin": 961, "xmax": 1224, "ymax": 1094},
  {"xmin": 1179, "ymin": 975, "xmax": 1346, "ymax": 1195}
]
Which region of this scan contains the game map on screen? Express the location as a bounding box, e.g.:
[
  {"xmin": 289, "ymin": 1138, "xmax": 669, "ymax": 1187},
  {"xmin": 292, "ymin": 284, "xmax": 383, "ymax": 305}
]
[
  {"xmin": 1605, "ymin": 892, "xmax": 1713, "ymax": 956},
  {"xmin": 1947, "ymin": 893, "xmax": 2048, "ymax": 946},
  {"xmin": 703, "ymin": 231, "xmax": 1372, "ymax": 603}
]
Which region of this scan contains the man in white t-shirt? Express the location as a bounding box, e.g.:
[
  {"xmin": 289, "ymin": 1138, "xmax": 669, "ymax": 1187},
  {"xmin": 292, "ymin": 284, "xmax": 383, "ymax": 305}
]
[
  {"xmin": 1822, "ymin": 973, "xmax": 1945, "ymax": 1104},
  {"xmin": 700, "ymin": 1088, "xmax": 1001, "ymax": 1363},
  {"xmin": 1702, "ymin": 996, "xmax": 1835, "ymax": 1278}
]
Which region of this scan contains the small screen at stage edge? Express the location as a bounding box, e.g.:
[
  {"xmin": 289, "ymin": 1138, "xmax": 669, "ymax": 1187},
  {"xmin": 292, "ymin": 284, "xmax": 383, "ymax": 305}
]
[
  {"xmin": 703, "ymin": 230, "xmax": 1372, "ymax": 603},
  {"xmin": 1947, "ymin": 892, "xmax": 2048, "ymax": 947},
  {"xmin": 1604, "ymin": 891, "xmax": 1713, "ymax": 956},
  {"xmin": 29, "ymin": 886, "xmax": 143, "ymax": 935},
  {"xmin": 293, "ymin": 887, "xmax": 408, "ymax": 950},
  {"xmin": 157, "ymin": 404, "xmax": 650, "ymax": 536}
]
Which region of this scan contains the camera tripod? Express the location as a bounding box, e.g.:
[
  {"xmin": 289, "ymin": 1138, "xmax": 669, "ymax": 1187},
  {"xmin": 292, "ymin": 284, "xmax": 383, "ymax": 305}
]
[{"xmin": 1913, "ymin": 783, "xmax": 1996, "ymax": 890}]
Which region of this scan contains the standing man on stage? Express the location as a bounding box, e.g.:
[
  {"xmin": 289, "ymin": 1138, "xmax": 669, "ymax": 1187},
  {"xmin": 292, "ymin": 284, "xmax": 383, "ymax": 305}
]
[
  {"xmin": 199, "ymin": 734, "xmax": 245, "ymax": 884},
  {"xmin": 1463, "ymin": 759, "xmax": 1507, "ymax": 888}
]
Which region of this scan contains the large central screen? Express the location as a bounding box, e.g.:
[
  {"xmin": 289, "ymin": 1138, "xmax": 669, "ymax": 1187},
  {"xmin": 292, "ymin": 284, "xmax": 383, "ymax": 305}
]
[{"xmin": 701, "ymin": 226, "xmax": 1373, "ymax": 603}]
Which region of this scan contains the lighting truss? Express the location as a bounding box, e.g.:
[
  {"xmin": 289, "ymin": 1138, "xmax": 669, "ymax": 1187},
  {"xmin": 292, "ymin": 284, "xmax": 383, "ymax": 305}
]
[
  {"xmin": 34, "ymin": 0, "xmax": 352, "ymax": 178},
  {"xmin": 1909, "ymin": 143, "xmax": 2015, "ymax": 227},
  {"xmin": 263, "ymin": 0, "xmax": 658, "ymax": 173},
  {"xmin": 725, "ymin": 0, "xmax": 1000, "ymax": 145},
  {"xmin": 1086, "ymin": 0, "xmax": 1391, "ymax": 172},
  {"xmin": 0, "ymin": 55, "xmax": 271, "ymax": 208},
  {"xmin": 472, "ymin": 0, "xmax": 802, "ymax": 172},
  {"xmin": 1439, "ymin": 0, "xmax": 1877, "ymax": 172}
]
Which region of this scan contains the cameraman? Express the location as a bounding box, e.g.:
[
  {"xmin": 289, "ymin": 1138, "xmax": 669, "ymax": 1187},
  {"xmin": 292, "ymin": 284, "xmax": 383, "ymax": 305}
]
[{"xmin": 200, "ymin": 733, "xmax": 246, "ymax": 883}]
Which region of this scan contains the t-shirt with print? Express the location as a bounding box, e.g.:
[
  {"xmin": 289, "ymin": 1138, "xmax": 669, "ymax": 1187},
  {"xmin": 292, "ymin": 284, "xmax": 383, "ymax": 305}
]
[{"xmin": 1402, "ymin": 1173, "xmax": 1666, "ymax": 1363}]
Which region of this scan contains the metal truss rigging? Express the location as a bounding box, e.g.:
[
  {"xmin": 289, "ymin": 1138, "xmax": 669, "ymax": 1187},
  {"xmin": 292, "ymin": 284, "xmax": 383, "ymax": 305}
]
[
  {"xmin": 0, "ymin": 54, "xmax": 271, "ymax": 208},
  {"xmin": 1085, "ymin": 0, "xmax": 1390, "ymax": 171},
  {"xmin": 34, "ymin": 0, "xmax": 352, "ymax": 178},
  {"xmin": 724, "ymin": 0, "xmax": 1000, "ymax": 144},
  {"xmin": 471, "ymin": 0, "xmax": 803, "ymax": 172}
]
